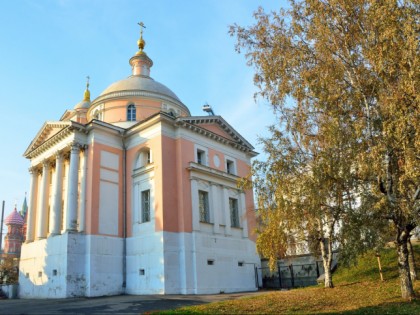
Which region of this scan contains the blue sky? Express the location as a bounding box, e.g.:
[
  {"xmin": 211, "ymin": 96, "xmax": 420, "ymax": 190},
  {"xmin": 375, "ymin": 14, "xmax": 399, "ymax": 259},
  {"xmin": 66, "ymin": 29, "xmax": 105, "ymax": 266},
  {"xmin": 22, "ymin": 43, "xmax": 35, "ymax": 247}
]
[{"xmin": 0, "ymin": 0, "xmax": 286, "ymax": 230}]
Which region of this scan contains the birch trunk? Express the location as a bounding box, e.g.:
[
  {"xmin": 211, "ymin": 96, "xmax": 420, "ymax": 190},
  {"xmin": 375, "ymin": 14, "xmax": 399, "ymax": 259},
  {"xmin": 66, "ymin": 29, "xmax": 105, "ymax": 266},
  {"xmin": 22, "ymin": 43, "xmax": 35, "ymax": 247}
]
[
  {"xmin": 407, "ymin": 238, "xmax": 417, "ymax": 282},
  {"xmin": 396, "ymin": 233, "xmax": 415, "ymax": 299},
  {"xmin": 320, "ymin": 237, "xmax": 334, "ymax": 288}
]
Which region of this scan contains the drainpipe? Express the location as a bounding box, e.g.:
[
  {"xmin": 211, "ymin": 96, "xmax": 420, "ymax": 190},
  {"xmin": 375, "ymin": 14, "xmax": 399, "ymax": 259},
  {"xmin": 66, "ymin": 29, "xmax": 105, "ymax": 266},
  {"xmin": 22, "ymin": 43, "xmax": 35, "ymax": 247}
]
[{"xmin": 121, "ymin": 132, "xmax": 127, "ymax": 293}]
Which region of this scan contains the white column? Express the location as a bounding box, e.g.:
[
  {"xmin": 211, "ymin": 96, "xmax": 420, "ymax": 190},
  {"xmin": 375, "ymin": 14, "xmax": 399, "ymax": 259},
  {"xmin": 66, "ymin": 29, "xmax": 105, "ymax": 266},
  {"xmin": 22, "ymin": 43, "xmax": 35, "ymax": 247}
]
[
  {"xmin": 49, "ymin": 152, "xmax": 64, "ymax": 236},
  {"xmin": 222, "ymin": 187, "xmax": 232, "ymax": 236},
  {"xmin": 240, "ymin": 192, "xmax": 248, "ymax": 238},
  {"xmin": 26, "ymin": 167, "xmax": 39, "ymax": 242},
  {"xmin": 62, "ymin": 158, "xmax": 69, "ymax": 232},
  {"xmin": 65, "ymin": 144, "xmax": 80, "ymax": 232},
  {"xmin": 78, "ymin": 147, "xmax": 87, "ymax": 233},
  {"xmin": 210, "ymin": 184, "xmax": 220, "ymax": 234},
  {"xmin": 36, "ymin": 161, "xmax": 51, "ymax": 239},
  {"xmin": 191, "ymin": 179, "xmax": 200, "ymax": 231}
]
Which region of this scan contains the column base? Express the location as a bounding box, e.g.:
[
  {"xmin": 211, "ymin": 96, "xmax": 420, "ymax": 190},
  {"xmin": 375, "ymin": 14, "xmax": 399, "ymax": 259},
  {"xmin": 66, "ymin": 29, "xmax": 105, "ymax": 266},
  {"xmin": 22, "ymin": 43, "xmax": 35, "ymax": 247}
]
[
  {"xmin": 64, "ymin": 229, "xmax": 77, "ymax": 233},
  {"xmin": 48, "ymin": 232, "xmax": 61, "ymax": 237}
]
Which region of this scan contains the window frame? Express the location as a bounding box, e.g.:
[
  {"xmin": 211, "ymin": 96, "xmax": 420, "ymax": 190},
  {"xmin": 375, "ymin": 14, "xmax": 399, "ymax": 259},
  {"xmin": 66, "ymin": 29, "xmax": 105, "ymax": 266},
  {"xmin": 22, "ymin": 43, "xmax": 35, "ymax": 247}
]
[
  {"xmin": 127, "ymin": 104, "xmax": 136, "ymax": 122},
  {"xmin": 225, "ymin": 156, "xmax": 237, "ymax": 175},
  {"xmin": 195, "ymin": 145, "xmax": 208, "ymax": 166},
  {"xmin": 229, "ymin": 197, "xmax": 240, "ymax": 228},
  {"xmin": 198, "ymin": 190, "xmax": 210, "ymax": 223},
  {"xmin": 141, "ymin": 189, "xmax": 151, "ymax": 223}
]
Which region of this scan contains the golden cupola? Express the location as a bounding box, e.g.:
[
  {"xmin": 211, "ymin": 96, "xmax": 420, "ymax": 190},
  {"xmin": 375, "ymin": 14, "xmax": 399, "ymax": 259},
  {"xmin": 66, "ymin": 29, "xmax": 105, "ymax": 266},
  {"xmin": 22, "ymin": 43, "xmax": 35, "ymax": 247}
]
[
  {"xmin": 74, "ymin": 77, "xmax": 91, "ymax": 110},
  {"xmin": 89, "ymin": 23, "xmax": 190, "ymax": 125}
]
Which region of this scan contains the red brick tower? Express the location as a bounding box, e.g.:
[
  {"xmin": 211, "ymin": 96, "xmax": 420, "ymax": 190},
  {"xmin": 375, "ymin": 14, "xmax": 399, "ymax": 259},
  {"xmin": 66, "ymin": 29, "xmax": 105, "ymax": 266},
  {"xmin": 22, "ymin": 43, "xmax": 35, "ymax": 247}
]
[{"xmin": 3, "ymin": 206, "xmax": 25, "ymax": 258}]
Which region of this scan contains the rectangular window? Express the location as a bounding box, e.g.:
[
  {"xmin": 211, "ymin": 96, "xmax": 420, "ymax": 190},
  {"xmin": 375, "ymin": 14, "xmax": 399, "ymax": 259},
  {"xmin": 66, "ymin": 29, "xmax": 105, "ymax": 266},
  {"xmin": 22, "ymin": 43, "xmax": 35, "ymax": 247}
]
[
  {"xmin": 141, "ymin": 190, "xmax": 150, "ymax": 222},
  {"xmin": 229, "ymin": 198, "xmax": 240, "ymax": 228},
  {"xmin": 198, "ymin": 190, "xmax": 210, "ymax": 223},
  {"xmin": 226, "ymin": 160, "xmax": 235, "ymax": 174},
  {"xmin": 197, "ymin": 149, "xmax": 205, "ymax": 165}
]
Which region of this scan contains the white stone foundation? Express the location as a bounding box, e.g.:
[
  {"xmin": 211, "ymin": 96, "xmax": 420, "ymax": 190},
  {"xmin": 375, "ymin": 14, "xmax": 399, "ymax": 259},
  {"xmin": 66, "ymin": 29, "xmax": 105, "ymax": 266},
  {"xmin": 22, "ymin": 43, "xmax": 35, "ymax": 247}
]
[
  {"xmin": 19, "ymin": 233, "xmax": 123, "ymax": 298},
  {"xmin": 19, "ymin": 231, "xmax": 260, "ymax": 298}
]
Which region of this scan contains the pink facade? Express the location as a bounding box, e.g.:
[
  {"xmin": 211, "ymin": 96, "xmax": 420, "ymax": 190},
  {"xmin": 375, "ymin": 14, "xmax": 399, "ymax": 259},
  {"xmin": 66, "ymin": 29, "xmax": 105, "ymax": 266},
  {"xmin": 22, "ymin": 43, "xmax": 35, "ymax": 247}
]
[{"xmin": 18, "ymin": 29, "xmax": 260, "ymax": 298}]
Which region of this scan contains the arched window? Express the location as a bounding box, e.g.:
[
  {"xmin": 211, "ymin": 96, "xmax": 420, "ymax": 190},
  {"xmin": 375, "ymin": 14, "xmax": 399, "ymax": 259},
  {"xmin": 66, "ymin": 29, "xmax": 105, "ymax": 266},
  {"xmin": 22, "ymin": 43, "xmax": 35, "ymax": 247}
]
[
  {"xmin": 93, "ymin": 109, "xmax": 100, "ymax": 120},
  {"xmin": 168, "ymin": 109, "xmax": 176, "ymax": 117},
  {"xmin": 127, "ymin": 104, "xmax": 136, "ymax": 121},
  {"xmin": 134, "ymin": 148, "xmax": 152, "ymax": 170}
]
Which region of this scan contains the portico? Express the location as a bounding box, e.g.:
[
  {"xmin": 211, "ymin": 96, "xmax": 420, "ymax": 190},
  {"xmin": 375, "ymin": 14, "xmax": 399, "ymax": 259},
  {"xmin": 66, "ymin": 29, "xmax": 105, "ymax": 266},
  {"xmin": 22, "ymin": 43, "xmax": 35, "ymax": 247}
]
[{"xmin": 25, "ymin": 142, "xmax": 87, "ymax": 242}]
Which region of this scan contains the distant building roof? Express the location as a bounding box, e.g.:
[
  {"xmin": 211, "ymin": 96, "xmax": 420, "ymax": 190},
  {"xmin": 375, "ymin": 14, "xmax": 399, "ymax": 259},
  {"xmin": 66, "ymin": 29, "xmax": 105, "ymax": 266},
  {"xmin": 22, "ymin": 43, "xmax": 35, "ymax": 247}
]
[{"xmin": 5, "ymin": 207, "xmax": 24, "ymax": 226}]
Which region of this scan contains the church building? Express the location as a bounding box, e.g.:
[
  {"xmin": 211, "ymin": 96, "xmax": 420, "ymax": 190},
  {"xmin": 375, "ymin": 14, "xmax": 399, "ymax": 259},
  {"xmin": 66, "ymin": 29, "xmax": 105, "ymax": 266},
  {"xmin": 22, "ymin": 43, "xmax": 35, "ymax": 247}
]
[{"xmin": 18, "ymin": 26, "xmax": 260, "ymax": 298}]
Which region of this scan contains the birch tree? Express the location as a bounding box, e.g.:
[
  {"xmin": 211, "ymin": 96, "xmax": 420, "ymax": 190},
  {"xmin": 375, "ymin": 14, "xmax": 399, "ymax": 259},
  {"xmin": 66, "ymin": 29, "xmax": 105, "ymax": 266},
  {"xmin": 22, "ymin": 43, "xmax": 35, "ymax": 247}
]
[
  {"xmin": 245, "ymin": 92, "xmax": 359, "ymax": 288},
  {"xmin": 231, "ymin": 0, "xmax": 419, "ymax": 299}
]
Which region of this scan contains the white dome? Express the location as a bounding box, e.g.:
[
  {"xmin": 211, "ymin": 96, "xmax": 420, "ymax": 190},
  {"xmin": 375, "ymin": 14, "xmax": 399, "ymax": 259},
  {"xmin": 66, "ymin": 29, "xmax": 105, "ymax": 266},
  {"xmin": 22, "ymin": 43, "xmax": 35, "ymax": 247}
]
[
  {"xmin": 91, "ymin": 75, "xmax": 189, "ymax": 115},
  {"xmin": 74, "ymin": 100, "xmax": 90, "ymax": 110},
  {"xmin": 100, "ymin": 75, "xmax": 181, "ymax": 102}
]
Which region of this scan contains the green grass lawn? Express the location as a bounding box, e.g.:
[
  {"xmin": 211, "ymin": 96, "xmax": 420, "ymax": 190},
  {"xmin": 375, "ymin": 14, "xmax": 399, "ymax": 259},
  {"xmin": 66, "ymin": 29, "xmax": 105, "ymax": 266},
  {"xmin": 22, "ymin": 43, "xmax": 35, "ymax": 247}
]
[{"xmin": 154, "ymin": 245, "xmax": 420, "ymax": 314}]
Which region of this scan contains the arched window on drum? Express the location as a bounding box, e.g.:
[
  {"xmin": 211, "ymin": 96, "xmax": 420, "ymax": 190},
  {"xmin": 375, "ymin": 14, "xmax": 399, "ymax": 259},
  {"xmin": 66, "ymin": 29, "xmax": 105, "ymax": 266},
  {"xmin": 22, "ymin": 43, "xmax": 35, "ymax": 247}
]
[{"xmin": 127, "ymin": 104, "xmax": 136, "ymax": 121}]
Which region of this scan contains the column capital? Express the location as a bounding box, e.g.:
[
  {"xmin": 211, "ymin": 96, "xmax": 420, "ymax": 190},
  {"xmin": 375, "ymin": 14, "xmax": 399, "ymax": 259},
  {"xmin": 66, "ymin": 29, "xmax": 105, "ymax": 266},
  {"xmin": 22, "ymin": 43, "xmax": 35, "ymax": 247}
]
[
  {"xmin": 55, "ymin": 150, "xmax": 64, "ymax": 160},
  {"xmin": 80, "ymin": 144, "xmax": 88, "ymax": 151},
  {"xmin": 28, "ymin": 166, "xmax": 39, "ymax": 174},
  {"xmin": 69, "ymin": 142, "xmax": 82, "ymax": 153},
  {"xmin": 42, "ymin": 159, "xmax": 51, "ymax": 169}
]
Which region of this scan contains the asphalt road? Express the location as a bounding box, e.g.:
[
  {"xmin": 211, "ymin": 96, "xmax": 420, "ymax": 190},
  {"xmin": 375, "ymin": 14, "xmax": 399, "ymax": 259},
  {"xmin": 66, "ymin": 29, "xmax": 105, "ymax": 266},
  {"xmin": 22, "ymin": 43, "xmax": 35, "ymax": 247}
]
[{"xmin": 0, "ymin": 291, "xmax": 267, "ymax": 315}]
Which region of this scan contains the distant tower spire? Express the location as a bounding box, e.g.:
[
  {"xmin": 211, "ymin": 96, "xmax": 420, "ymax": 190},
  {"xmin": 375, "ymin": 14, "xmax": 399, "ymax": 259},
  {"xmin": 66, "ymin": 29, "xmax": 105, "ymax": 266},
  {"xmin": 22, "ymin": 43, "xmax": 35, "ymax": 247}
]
[
  {"xmin": 21, "ymin": 192, "xmax": 28, "ymax": 217},
  {"xmin": 83, "ymin": 76, "xmax": 91, "ymax": 102}
]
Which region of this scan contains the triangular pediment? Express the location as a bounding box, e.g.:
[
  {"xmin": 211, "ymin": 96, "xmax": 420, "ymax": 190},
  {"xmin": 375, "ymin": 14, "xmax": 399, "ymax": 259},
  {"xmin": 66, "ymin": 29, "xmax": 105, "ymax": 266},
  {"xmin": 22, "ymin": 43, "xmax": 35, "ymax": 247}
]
[
  {"xmin": 178, "ymin": 116, "xmax": 255, "ymax": 151},
  {"xmin": 24, "ymin": 121, "xmax": 72, "ymax": 157},
  {"xmin": 194, "ymin": 122, "xmax": 236, "ymax": 142}
]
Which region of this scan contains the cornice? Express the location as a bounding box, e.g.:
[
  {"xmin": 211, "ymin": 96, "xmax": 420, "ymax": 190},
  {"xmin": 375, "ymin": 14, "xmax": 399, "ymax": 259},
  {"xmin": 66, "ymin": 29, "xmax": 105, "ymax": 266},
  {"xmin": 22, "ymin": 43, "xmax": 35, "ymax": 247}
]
[
  {"xmin": 188, "ymin": 162, "xmax": 239, "ymax": 183},
  {"xmin": 175, "ymin": 118, "xmax": 257, "ymax": 156},
  {"xmin": 125, "ymin": 111, "xmax": 175, "ymax": 137},
  {"xmin": 85, "ymin": 119, "xmax": 126, "ymax": 135},
  {"xmin": 90, "ymin": 90, "xmax": 190, "ymax": 115},
  {"xmin": 132, "ymin": 163, "xmax": 154, "ymax": 178},
  {"xmin": 178, "ymin": 116, "xmax": 255, "ymax": 148},
  {"xmin": 31, "ymin": 121, "xmax": 72, "ymax": 149},
  {"xmin": 24, "ymin": 122, "xmax": 87, "ymax": 159}
]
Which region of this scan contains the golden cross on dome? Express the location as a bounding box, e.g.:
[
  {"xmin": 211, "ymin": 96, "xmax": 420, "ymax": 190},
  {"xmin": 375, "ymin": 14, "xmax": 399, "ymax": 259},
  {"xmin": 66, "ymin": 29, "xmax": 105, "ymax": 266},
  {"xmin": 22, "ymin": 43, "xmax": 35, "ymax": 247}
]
[
  {"xmin": 84, "ymin": 75, "xmax": 91, "ymax": 102},
  {"xmin": 138, "ymin": 21, "xmax": 146, "ymax": 35},
  {"xmin": 137, "ymin": 22, "xmax": 146, "ymax": 51}
]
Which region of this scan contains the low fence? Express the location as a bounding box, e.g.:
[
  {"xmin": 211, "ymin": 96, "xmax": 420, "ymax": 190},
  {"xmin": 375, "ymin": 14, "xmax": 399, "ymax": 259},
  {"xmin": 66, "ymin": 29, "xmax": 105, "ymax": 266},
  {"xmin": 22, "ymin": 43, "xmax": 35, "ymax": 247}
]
[{"xmin": 260, "ymin": 261, "xmax": 324, "ymax": 289}]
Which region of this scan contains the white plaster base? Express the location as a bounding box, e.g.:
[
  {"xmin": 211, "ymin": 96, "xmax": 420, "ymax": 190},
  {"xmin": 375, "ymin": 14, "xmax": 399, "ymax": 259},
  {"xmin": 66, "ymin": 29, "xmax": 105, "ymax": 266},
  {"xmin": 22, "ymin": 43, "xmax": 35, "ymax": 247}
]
[
  {"xmin": 18, "ymin": 233, "xmax": 123, "ymax": 299},
  {"xmin": 126, "ymin": 231, "xmax": 260, "ymax": 295},
  {"xmin": 19, "ymin": 233, "xmax": 86, "ymax": 298},
  {"xmin": 19, "ymin": 231, "xmax": 260, "ymax": 298}
]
